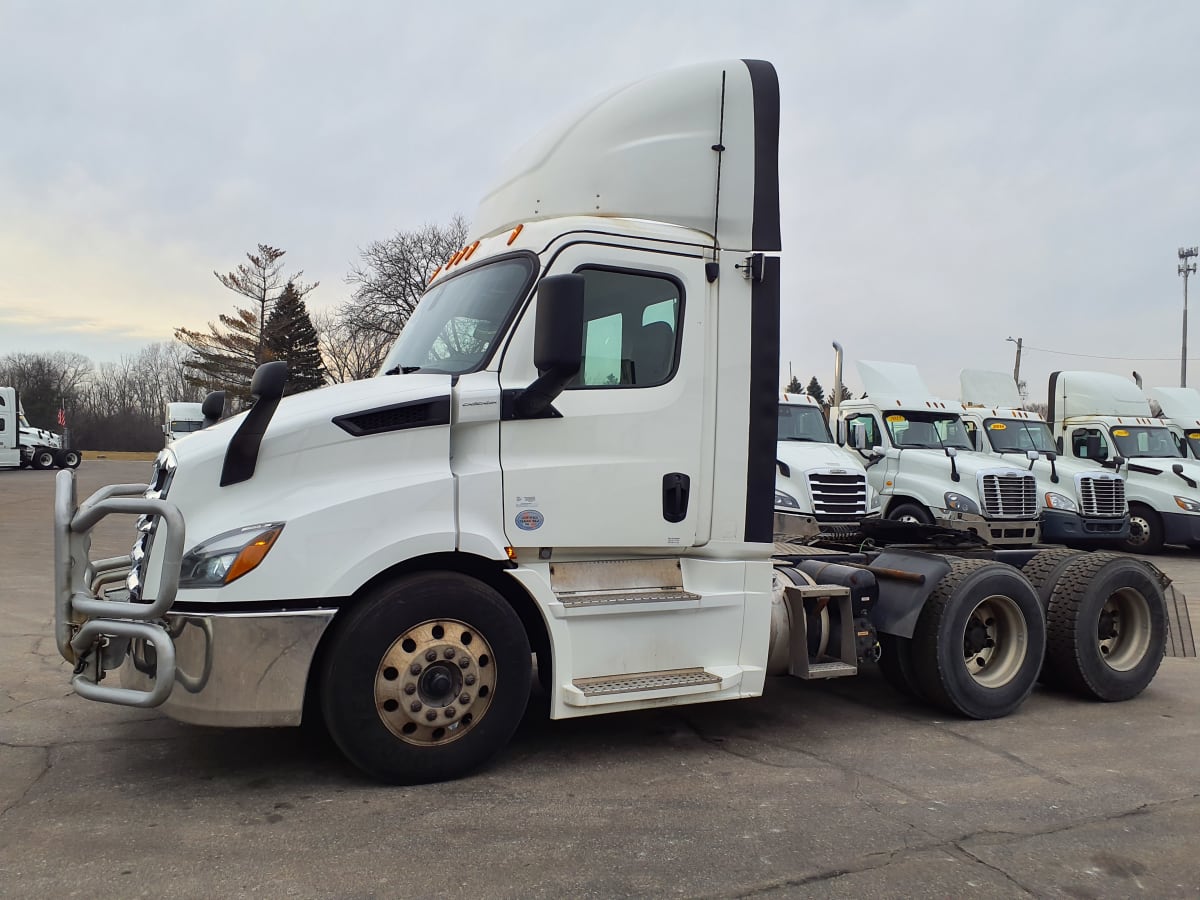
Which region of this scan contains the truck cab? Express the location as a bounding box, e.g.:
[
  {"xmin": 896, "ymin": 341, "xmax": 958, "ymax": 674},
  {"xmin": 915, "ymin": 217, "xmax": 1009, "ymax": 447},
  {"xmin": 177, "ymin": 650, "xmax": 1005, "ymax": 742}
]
[
  {"xmin": 1146, "ymin": 386, "xmax": 1200, "ymax": 460},
  {"xmin": 837, "ymin": 361, "xmax": 1040, "ymax": 546},
  {"xmin": 163, "ymin": 402, "xmax": 205, "ymax": 446},
  {"xmin": 958, "ymin": 370, "xmax": 1128, "ymax": 545},
  {"xmin": 775, "ymin": 391, "xmax": 878, "ymax": 535},
  {"xmin": 0, "ymin": 387, "xmax": 76, "ymax": 469},
  {"xmin": 1049, "ymin": 371, "xmax": 1200, "ymax": 552}
]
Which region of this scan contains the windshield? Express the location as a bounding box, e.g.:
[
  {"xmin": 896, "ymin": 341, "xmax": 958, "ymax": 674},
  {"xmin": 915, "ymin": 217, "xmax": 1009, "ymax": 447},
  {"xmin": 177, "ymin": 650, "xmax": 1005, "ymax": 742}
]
[
  {"xmin": 983, "ymin": 418, "xmax": 1056, "ymax": 454},
  {"xmin": 1109, "ymin": 425, "xmax": 1183, "ymax": 459},
  {"xmin": 170, "ymin": 420, "xmax": 203, "ymax": 433},
  {"xmin": 378, "ymin": 255, "xmax": 537, "ymax": 377},
  {"xmin": 1182, "ymin": 430, "xmax": 1200, "ymax": 459},
  {"xmin": 885, "ymin": 410, "xmax": 973, "ymax": 450},
  {"xmin": 778, "ymin": 403, "xmax": 833, "ymax": 443}
]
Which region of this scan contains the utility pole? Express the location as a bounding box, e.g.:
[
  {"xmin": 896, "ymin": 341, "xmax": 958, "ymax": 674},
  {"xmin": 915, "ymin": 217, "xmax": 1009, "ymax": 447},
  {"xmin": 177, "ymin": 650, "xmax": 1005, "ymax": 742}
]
[
  {"xmin": 1006, "ymin": 336, "xmax": 1023, "ymax": 385},
  {"xmin": 1179, "ymin": 247, "xmax": 1197, "ymax": 387}
]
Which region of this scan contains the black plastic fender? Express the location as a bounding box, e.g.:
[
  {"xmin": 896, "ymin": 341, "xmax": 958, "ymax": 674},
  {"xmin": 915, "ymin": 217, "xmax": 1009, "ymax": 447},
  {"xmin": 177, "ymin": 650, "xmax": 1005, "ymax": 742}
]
[{"xmin": 866, "ymin": 549, "xmax": 953, "ymax": 639}]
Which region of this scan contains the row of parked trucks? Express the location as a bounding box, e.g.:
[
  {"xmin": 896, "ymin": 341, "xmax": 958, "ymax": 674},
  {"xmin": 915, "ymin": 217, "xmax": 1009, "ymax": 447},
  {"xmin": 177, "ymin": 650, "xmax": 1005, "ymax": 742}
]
[{"xmin": 51, "ymin": 59, "xmax": 1195, "ymax": 784}]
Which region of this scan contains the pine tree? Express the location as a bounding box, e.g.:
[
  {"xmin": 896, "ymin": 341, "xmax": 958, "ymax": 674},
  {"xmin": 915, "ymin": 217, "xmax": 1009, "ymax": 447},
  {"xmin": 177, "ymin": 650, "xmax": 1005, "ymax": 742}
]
[
  {"xmin": 175, "ymin": 308, "xmax": 262, "ymax": 404},
  {"xmin": 784, "ymin": 375, "xmax": 803, "ymax": 393},
  {"xmin": 265, "ymin": 282, "xmax": 327, "ymax": 394},
  {"xmin": 805, "ymin": 376, "xmax": 825, "ymax": 405}
]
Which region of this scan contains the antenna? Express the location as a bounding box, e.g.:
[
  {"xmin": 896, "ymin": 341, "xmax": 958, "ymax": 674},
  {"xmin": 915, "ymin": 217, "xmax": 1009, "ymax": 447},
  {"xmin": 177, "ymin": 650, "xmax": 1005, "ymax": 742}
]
[{"xmin": 709, "ymin": 70, "xmax": 727, "ymax": 273}]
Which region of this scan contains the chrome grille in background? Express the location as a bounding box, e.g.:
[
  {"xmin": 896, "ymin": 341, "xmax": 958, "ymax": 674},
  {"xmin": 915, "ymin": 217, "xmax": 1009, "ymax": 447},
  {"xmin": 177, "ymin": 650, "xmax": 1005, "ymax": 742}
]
[
  {"xmin": 126, "ymin": 453, "xmax": 176, "ymax": 601},
  {"xmin": 806, "ymin": 469, "xmax": 868, "ymax": 520},
  {"xmin": 979, "ymin": 472, "xmax": 1038, "ymax": 518},
  {"xmin": 1078, "ymin": 475, "xmax": 1126, "ymax": 517}
]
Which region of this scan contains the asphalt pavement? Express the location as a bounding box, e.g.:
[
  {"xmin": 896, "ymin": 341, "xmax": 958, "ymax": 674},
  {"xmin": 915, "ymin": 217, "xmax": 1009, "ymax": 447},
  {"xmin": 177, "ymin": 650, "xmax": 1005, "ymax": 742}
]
[{"xmin": 2, "ymin": 461, "xmax": 1198, "ymax": 898}]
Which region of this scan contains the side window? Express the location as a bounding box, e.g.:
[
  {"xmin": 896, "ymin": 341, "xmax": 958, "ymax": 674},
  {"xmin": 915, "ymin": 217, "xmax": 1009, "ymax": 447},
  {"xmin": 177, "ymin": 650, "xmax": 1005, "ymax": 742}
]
[
  {"xmin": 1071, "ymin": 428, "xmax": 1109, "ymax": 461},
  {"xmin": 846, "ymin": 413, "xmax": 881, "ymax": 448},
  {"xmin": 571, "ymin": 268, "xmax": 682, "ymax": 388},
  {"xmin": 963, "ymin": 419, "xmax": 978, "ymax": 450}
]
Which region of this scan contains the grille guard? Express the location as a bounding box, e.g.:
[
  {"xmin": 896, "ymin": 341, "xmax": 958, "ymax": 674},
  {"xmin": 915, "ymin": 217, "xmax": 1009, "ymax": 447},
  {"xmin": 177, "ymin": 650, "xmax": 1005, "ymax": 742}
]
[{"xmin": 53, "ymin": 470, "xmax": 186, "ymax": 707}]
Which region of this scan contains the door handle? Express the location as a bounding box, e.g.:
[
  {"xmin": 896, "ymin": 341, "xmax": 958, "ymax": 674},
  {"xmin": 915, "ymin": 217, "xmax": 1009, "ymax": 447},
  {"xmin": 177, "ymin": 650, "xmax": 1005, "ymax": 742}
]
[{"xmin": 662, "ymin": 473, "xmax": 690, "ymax": 523}]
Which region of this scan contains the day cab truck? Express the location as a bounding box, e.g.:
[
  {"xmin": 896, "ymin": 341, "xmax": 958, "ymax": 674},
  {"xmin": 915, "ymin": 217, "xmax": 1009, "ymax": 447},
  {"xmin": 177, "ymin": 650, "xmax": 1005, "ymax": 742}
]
[
  {"xmin": 959, "ymin": 369, "xmax": 1129, "ymax": 546},
  {"xmin": 1049, "ymin": 370, "xmax": 1200, "ymax": 553},
  {"xmin": 0, "ymin": 387, "xmax": 81, "ymax": 470},
  {"xmin": 163, "ymin": 401, "xmax": 205, "ymax": 447},
  {"xmin": 775, "ymin": 390, "xmax": 879, "ymax": 537},
  {"xmin": 52, "ymin": 60, "xmax": 1190, "ymax": 784},
  {"xmin": 836, "ymin": 361, "xmax": 1041, "ymax": 546},
  {"xmin": 1146, "ymin": 385, "xmax": 1200, "ymax": 461}
]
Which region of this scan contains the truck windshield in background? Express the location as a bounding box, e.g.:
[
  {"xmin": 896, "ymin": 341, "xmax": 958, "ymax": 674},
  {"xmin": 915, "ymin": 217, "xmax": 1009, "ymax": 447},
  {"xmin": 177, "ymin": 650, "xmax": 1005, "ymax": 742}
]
[
  {"xmin": 378, "ymin": 255, "xmax": 537, "ymax": 377},
  {"xmin": 1109, "ymin": 425, "xmax": 1183, "ymax": 460},
  {"xmin": 885, "ymin": 411, "xmax": 973, "ymax": 450},
  {"xmin": 983, "ymin": 418, "xmax": 1057, "ymax": 454},
  {"xmin": 778, "ymin": 403, "xmax": 834, "ymax": 443},
  {"xmin": 170, "ymin": 420, "xmax": 203, "ymax": 435}
]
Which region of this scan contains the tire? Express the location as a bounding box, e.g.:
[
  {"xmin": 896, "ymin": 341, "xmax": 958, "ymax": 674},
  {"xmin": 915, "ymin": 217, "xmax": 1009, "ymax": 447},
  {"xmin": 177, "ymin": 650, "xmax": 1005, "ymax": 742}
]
[
  {"xmin": 319, "ymin": 571, "xmax": 532, "ymax": 784},
  {"xmin": 911, "ymin": 558, "xmax": 1045, "ymax": 719},
  {"xmin": 55, "ymin": 449, "xmax": 81, "ymax": 469},
  {"xmin": 877, "ymin": 632, "xmax": 923, "ymax": 700},
  {"xmin": 1042, "ymin": 555, "xmax": 1167, "ymax": 702},
  {"xmin": 1120, "ymin": 504, "xmax": 1164, "ymax": 554},
  {"xmin": 31, "ymin": 448, "xmax": 56, "ymax": 470},
  {"xmin": 1020, "ymin": 548, "xmax": 1091, "ymax": 687},
  {"xmin": 886, "ymin": 502, "xmax": 934, "ymax": 525}
]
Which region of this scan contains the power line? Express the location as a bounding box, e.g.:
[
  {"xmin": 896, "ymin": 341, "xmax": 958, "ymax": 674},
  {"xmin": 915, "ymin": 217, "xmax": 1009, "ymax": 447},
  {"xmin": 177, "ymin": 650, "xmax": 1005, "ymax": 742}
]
[{"xmin": 1022, "ymin": 344, "xmax": 1200, "ymax": 362}]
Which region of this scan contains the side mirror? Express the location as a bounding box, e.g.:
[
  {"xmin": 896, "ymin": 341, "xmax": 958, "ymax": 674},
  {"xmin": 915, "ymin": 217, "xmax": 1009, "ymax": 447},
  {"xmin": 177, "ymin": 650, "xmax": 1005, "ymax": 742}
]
[
  {"xmin": 201, "ymin": 391, "xmax": 226, "ymax": 428},
  {"xmin": 1045, "ymin": 450, "xmax": 1057, "ymax": 461},
  {"xmin": 849, "ymin": 422, "xmax": 867, "ymax": 450},
  {"xmin": 945, "ymin": 446, "xmax": 958, "ymax": 459},
  {"xmin": 516, "ymin": 274, "xmax": 585, "ymax": 418},
  {"xmin": 1026, "ymin": 448, "xmax": 1040, "ymax": 461},
  {"xmin": 250, "ymin": 361, "xmax": 289, "ymax": 401},
  {"xmin": 1173, "ymin": 463, "xmax": 1184, "ymax": 475}
]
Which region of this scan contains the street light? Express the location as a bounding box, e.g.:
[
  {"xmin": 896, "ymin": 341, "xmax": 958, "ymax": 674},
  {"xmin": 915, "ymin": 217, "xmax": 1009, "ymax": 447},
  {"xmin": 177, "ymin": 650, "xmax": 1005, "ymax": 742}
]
[
  {"xmin": 1180, "ymin": 247, "xmax": 1198, "ymax": 387},
  {"xmin": 1006, "ymin": 336, "xmax": 1023, "ymax": 385}
]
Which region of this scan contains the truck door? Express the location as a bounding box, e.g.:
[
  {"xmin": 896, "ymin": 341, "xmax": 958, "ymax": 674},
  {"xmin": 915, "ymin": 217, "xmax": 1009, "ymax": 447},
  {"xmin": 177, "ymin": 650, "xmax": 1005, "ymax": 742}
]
[{"xmin": 498, "ymin": 244, "xmax": 706, "ymax": 550}]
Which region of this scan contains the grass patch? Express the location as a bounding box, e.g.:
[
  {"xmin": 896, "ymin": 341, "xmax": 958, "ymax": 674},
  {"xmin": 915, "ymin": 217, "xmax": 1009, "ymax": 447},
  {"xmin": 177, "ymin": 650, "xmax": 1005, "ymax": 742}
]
[{"xmin": 83, "ymin": 451, "xmax": 159, "ymax": 461}]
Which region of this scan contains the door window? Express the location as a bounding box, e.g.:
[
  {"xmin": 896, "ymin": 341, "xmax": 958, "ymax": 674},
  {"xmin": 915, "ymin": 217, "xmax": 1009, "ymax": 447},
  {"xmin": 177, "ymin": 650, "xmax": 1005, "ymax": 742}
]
[
  {"xmin": 1071, "ymin": 428, "xmax": 1109, "ymax": 461},
  {"xmin": 845, "ymin": 413, "xmax": 881, "ymax": 448}
]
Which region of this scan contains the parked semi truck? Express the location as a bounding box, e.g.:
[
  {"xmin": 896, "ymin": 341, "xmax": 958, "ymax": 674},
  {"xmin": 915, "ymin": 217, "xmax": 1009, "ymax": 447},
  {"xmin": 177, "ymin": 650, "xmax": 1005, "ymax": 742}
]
[
  {"xmin": 163, "ymin": 402, "xmax": 205, "ymax": 447},
  {"xmin": 1146, "ymin": 385, "xmax": 1200, "ymax": 460},
  {"xmin": 835, "ymin": 361, "xmax": 1041, "ymax": 546},
  {"xmin": 959, "ymin": 369, "xmax": 1129, "ymax": 545},
  {"xmin": 1048, "ymin": 370, "xmax": 1200, "ymax": 552},
  {"xmin": 53, "ymin": 61, "xmax": 1187, "ymax": 784},
  {"xmin": 0, "ymin": 387, "xmax": 81, "ymax": 470}
]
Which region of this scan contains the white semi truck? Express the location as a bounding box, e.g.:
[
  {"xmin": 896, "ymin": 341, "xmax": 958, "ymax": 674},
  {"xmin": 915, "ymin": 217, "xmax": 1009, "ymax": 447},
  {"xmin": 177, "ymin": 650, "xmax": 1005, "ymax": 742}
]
[
  {"xmin": 836, "ymin": 361, "xmax": 1041, "ymax": 546},
  {"xmin": 53, "ymin": 61, "xmax": 1186, "ymax": 784},
  {"xmin": 959, "ymin": 369, "xmax": 1129, "ymax": 545},
  {"xmin": 775, "ymin": 391, "xmax": 878, "ymax": 535},
  {"xmin": 1146, "ymin": 386, "xmax": 1200, "ymax": 460},
  {"xmin": 163, "ymin": 401, "xmax": 205, "ymax": 447},
  {"xmin": 0, "ymin": 387, "xmax": 81, "ymax": 470},
  {"xmin": 1048, "ymin": 370, "xmax": 1200, "ymax": 552}
]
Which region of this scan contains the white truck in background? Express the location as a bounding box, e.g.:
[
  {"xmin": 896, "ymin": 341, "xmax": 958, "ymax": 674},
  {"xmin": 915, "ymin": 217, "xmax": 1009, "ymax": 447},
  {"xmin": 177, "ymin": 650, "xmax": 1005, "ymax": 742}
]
[
  {"xmin": 1048, "ymin": 370, "xmax": 1200, "ymax": 553},
  {"xmin": 775, "ymin": 390, "xmax": 879, "ymax": 536},
  {"xmin": 836, "ymin": 361, "xmax": 1041, "ymax": 546},
  {"xmin": 51, "ymin": 60, "xmax": 1189, "ymax": 785},
  {"xmin": 959, "ymin": 369, "xmax": 1129, "ymax": 545},
  {"xmin": 164, "ymin": 402, "xmax": 205, "ymax": 447},
  {"xmin": 0, "ymin": 387, "xmax": 81, "ymax": 470},
  {"xmin": 1146, "ymin": 385, "xmax": 1200, "ymax": 460}
]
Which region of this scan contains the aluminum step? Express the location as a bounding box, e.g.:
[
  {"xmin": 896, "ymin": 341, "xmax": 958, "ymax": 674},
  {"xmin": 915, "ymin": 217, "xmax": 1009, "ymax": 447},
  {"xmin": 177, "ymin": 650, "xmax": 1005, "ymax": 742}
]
[
  {"xmin": 559, "ymin": 589, "xmax": 700, "ymax": 609},
  {"xmin": 803, "ymin": 660, "xmax": 858, "ymax": 679},
  {"xmin": 572, "ymin": 667, "xmax": 720, "ymax": 697}
]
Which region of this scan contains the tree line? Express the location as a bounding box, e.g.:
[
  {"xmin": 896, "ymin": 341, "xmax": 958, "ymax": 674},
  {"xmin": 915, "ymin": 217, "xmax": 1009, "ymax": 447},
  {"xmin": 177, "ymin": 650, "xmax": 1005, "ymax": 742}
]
[{"xmin": 1, "ymin": 217, "xmax": 468, "ymax": 451}]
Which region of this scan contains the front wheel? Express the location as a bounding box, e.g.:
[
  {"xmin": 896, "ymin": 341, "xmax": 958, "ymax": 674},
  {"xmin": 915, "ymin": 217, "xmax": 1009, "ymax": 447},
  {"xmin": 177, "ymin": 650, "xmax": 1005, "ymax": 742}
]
[
  {"xmin": 31, "ymin": 448, "xmax": 56, "ymax": 470},
  {"xmin": 319, "ymin": 572, "xmax": 532, "ymax": 784},
  {"xmin": 911, "ymin": 559, "xmax": 1045, "ymax": 719},
  {"xmin": 886, "ymin": 502, "xmax": 934, "ymax": 525},
  {"xmin": 1120, "ymin": 504, "xmax": 1164, "ymax": 554}
]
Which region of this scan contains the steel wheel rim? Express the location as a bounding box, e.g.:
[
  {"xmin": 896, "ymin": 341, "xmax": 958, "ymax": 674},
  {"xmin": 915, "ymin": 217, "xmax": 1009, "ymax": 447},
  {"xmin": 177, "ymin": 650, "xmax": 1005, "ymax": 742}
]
[
  {"xmin": 374, "ymin": 618, "xmax": 496, "ymax": 746},
  {"xmin": 1097, "ymin": 587, "xmax": 1151, "ymax": 672},
  {"xmin": 1126, "ymin": 515, "xmax": 1151, "ymax": 548},
  {"xmin": 961, "ymin": 594, "xmax": 1027, "ymax": 687},
  {"xmin": 897, "ymin": 514, "xmax": 922, "ymax": 524}
]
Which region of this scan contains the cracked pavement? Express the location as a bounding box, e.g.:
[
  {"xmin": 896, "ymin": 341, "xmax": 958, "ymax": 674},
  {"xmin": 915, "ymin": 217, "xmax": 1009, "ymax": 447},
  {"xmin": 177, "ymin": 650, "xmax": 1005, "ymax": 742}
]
[{"xmin": 2, "ymin": 461, "xmax": 1198, "ymax": 897}]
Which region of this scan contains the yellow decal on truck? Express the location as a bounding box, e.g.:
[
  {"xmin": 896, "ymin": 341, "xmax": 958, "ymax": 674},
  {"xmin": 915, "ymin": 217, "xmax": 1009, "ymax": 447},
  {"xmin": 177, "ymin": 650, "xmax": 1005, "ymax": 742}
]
[
  {"xmin": 989, "ymin": 422, "xmax": 1007, "ymax": 430},
  {"xmin": 886, "ymin": 415, "xmax": 905, "ymax": 423},
  {"xmin": 1113, "ymin": 429, "xmax": 1130, "ymax": 437}
]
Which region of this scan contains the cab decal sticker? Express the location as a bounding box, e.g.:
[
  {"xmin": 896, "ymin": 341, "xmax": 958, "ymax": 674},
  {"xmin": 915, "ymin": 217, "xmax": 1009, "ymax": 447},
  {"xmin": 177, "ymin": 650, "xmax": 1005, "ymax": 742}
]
[
  {"xmin": 1189, "ymin": 433, "xmax": 1200, "ymax": 440},
  {"xmin": 886, "ymin": 415, "xmax": 905, "ymax": 423},
  {"xmin": 1113, "ymin": 429, "xmax": 1130, "ymax": 437},
  {"xmin": 515, "ymin": 509, "xmax": 544, "ymax": 531},
  {"xmin": 989, "ymin": 422, "xmax": 1007, "ymax": 430}
]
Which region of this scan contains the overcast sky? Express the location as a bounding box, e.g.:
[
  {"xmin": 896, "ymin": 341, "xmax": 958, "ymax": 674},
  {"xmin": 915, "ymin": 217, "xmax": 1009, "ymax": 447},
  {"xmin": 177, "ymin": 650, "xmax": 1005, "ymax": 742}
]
[{"xmin": 2, "ymin": 1, "xmax": 1198, "ymax": 402}]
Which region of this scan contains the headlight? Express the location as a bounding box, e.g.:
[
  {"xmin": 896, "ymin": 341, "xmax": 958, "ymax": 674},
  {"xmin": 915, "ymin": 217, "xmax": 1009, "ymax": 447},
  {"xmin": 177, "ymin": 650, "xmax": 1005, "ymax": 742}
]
[
  {"xmin": 179, "ymin": 523, "xmax": 285, "ymax": 588},
  {"xmin": 868, "ymin": 492, "xmax": 881, "ymax": 511},
  {"xmin": 1045, "ymin": 492, "xmax": 1078, "ymax": 512},
  {"xmin": 944, "ymin": 492, "xmax": 979, "ymax": 515},
  {"xmin": 1174, "ymin": 495, "xmax": 1200, "ymax": 513},
  {"xmin": 774, "ymin": 490, "xmax": 801, "ymax": 509}
]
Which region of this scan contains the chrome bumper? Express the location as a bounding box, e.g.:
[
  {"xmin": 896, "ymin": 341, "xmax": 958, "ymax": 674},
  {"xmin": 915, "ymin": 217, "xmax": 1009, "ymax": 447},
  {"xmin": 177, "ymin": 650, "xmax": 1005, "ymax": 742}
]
[{"xmin": 53, "ymin": 469, "xmax": 335, "ymax": 723}]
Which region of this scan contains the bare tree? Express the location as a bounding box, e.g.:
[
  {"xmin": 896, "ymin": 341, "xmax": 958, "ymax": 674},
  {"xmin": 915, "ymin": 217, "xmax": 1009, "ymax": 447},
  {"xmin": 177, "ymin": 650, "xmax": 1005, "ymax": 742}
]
[
  {"xmin": 342, "ymin": 215, "xmax": 469, "ymax": 339},
  {"xmin": 0, "ymin": 351, "xmax": 93, "ymax": 427},
  {"xmin": 214, "ymin": 244, "xmax": 318, "ymax": 357},
  {"xmin": 312, "ymin": 308, "xmax": 393, "ymax": 382}
]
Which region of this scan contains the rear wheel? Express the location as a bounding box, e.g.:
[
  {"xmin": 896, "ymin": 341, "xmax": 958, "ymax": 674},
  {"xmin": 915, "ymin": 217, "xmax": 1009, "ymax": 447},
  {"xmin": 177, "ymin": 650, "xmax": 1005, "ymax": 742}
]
[
  {"xmin": 1043, "ymin": 555, "xmax": 1167, "ymax": 701},
  {"xmin": 55, "ymin": 449, "xmax": 81, "ymax": 469},
  {"xmin": 911, "ymin": 559, "xmax": 1045, "ymax": 719},
  {"xmin": 1121, "ymin": 504, "xmax": 1164, "ymax": 554},
  {"xmin": 319, "ymin": 571, "xmax": 531, "ymax": 784},
  {"xmin": 887, "ymin": 502, "xmax": 934, "ymax": 525},
  {"xmin": 32, "ymin": 448, "xmax": 56, "ymax": 470}
]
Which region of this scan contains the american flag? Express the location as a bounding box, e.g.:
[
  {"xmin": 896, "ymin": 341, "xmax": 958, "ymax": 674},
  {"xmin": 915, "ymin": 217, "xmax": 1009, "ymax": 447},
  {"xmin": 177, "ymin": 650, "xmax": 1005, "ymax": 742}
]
[{"xmin": 57, "ymin": 408, "xmax": 66, "ymax": 427}]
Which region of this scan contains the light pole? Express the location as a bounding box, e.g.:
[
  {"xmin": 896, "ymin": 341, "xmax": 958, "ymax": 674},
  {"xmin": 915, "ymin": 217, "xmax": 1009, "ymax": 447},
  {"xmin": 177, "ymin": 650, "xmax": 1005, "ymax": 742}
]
[
  {"xmin": 1006, "ymin": 336, "xmax": 1023, "ymax": 386},
  {"xmin": 1180, "ymin": 247, "xmax": 1198, "ymax": 387}
]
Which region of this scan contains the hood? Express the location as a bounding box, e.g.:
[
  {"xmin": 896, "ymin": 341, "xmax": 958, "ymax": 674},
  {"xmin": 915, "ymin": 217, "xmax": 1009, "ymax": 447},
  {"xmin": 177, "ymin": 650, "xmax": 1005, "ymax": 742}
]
[{"xmin": 776, "ymin": 440, "xmax": 864, "ymax": 473}]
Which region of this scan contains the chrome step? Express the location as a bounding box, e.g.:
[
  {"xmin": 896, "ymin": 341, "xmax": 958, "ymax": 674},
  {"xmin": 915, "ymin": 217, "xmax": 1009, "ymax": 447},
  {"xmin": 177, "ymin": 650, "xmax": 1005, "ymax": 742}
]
[
  {"xmin": 559, "ymin": 589, "xmax": 700, "ymax": 609},
  {"xmin": 805, "ymin": 661, "xmax": 857, "ymax": 679},
  {"xmin": 573, "ymin": 667, "xmax": 720, "ymax": 697}
]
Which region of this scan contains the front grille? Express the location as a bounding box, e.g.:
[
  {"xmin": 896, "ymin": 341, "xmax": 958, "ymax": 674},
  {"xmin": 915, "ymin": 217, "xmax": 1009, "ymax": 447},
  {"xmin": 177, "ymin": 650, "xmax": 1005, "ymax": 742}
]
[
  {"xmin": 979, "ymin": 471, "xmax": 1038, "ymax": 519},
  {"xmin": 1078, "ymin": 475, "xmax": 1126, "ymax": 518},
  {"xmin": 806, "ymin": 469, "xmax": 868, "ymax": 521},
  {"xmin": 127, "ymin": 453, "xmax": 175, "ymax": 601}
]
